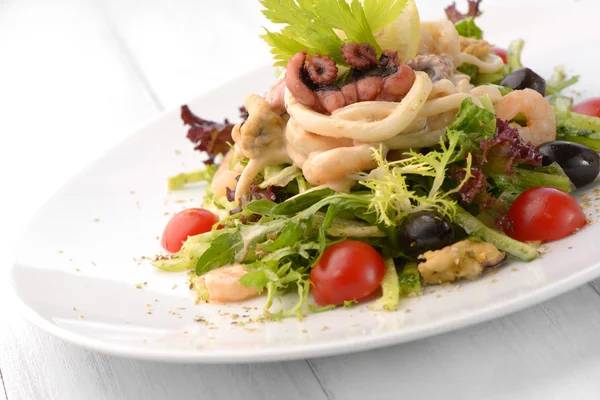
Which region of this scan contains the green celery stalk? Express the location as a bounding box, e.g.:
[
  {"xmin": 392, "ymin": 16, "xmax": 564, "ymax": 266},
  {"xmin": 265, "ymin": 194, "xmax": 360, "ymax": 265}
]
[
  {"xmin": 491, "ymin": 168, "xmax": 575, "ymax": 194},
  {"xmin": 454, "ymin": 205, "xmax": 538, "ymax": 261},
  {"xmin": 507, "ymin": 39, "xmax": 524, "ymax": 71},
  {"xmin": 399, "ymin": 262, "xmax": 422, "ymax": 297},
  {"xmin": 375, "ymin": 258, "xmax": 401, "ymax": 311},
  {"xmin": 559, "ymin": 110, "xmax": 600, "ymax": 132},
  {"xmin": 168, "ymin": 166, "xmax": 217, "ymax": 191},
  {"xmin": 557, "ymin": 132, "xmax": 600, "ymax": 152}
]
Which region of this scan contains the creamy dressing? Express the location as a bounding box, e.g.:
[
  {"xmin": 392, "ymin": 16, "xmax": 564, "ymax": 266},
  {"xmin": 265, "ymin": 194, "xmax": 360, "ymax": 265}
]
[{"xmin": 236, "ymin": 224, "xmax": 270, "ymax": 263}]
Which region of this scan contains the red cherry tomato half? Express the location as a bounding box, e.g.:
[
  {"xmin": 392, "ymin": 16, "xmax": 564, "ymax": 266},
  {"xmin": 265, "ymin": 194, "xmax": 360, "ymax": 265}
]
[
  {"xmin": 572, "ymin": 97, "xmax": 600, "ymax": 118},
  {"xmin": 492, "ymin": 47, "xmax": 508, "ymax": 64},
  {"xmin": 310, "ymin": 240, "xmax": 386, "ymax": 306},
  {"xmin": 161, "ymin": 208, "xmax": 218, "ymax": 252},
  {"xmin": 505, "ymin": 187, "xmax": 586, "ymax": 242}
]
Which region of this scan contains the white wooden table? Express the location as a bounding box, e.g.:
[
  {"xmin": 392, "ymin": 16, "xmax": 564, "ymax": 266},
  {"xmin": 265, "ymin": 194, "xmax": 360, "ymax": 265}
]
[{"xmin": 2, "ymin": 0, "xmax": 600, "ymax": 398}]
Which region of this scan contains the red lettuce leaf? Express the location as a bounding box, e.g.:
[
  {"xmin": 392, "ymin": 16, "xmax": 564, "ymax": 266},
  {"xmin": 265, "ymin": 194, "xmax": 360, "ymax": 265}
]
[
  {"xmin": 445, "ymin": 0, "xmax": 483, "ymax": 23},
  {"xmin": 479, "ymin": 119, "xmax": 543, "ymax": 176},
  {"xmin": 226, "ymin": 180, "xmax": 287, "ymax": 222},
  {"xmin": 451, "ymin": 118, "xmax": 542, "ymax": 219},
  {"xmin": 181, "ymin": 105, "xmax": 234, "ymax": 165},
  {"xmin": 452, "ymin": 166, "xmax": 506, "ymax": 213}
]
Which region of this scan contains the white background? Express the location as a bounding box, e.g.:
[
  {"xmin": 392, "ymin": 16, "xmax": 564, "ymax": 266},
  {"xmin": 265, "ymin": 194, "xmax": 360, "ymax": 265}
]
[{"xmin": 2, "ymin": 0, "xmax": 600, "ymax": 399}]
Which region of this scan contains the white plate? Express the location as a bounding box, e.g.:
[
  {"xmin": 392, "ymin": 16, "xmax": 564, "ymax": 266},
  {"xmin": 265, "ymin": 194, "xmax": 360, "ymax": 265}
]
[{"xmin": 11, "ymin": 9, "xmax": 600, "ymax": 362}]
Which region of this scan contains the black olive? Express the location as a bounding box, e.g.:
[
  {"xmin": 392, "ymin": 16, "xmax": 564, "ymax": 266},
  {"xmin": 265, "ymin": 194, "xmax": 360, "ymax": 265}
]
[
  {"xmin": 499, "ymin": 68, "xmax": 546, "ymax": 96},
  {"xmin": 536, "ymin": 141, "xmax": 600, "ymax": 188},
  {"xmin": 399, "ymin": 211, "xmax": 454, "ymax": 257}
]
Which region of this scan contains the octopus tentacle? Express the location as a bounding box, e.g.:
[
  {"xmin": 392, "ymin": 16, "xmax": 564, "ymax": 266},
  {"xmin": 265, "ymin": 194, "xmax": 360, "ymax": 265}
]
[
  {"xmin": 306, "ymin": 55, "xmax": 338, "ymax": 85},
  {"xmin": 341, "ymin": 43, "xmax": 381, "ymax": 69},
  {"xmin": 377, "ymin": 64, "xmax": 416, "ymax": 101},
  {"xmin": 285, "ymin": 51, "xmax": 324, "ymax": 113},
  {"xmin": 266, "ymin": 79, "xmax": 287, "ymax": 114}
]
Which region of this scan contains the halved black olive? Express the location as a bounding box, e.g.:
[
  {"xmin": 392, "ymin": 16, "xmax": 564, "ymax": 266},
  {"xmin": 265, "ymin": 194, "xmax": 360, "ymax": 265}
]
[
  {"xmin": 399, "ymin": 211, "xmax": 454, "ymax": 257},
  {"xmin": 500, "ymin": 68, "xmax": 546, "ymax": 96},
  {"xmin": 536, "ymin": 141, "xmax": 600, "ymax": 188}
]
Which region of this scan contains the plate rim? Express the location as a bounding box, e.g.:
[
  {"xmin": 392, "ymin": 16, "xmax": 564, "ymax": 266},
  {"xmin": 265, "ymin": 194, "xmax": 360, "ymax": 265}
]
[
  {"xmin": 12, "ymin": 258, "xmax": 600, "ymax": 363},
  {"xmin": 10, "ymin": 65, "xmax": 600, "ymax": 364}
]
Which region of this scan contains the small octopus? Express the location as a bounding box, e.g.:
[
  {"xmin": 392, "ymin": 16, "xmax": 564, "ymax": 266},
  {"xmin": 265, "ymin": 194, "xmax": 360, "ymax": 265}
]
[{"xmin": 285, "ymin": 43, "xmax": 416, "ymax": 114}]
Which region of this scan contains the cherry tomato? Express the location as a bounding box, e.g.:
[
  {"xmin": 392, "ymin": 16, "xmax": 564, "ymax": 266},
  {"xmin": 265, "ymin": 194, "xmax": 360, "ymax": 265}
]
[
  {"xmin": 161, "ymin": 208, "xmax": 218, "ymax": 252},
  {"xmin": 505, "ymin": 187, "xmax": 586, "ymax": 242},
  {"xmin": 310, "ymin": 240, "xmax": 386, "ymax": 306},
  {"xmin": 572, "ymin": 97, "xmax": 600, "ymax": 118},
  {"xmin": 492, "ymin": 47, "xmax": 508, "ymax": 64}
]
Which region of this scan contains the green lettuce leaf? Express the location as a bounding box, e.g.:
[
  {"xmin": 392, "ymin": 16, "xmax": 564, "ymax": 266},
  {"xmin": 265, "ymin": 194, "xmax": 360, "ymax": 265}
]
[
  {"xmin": 455, "ymin": 17, "xmax": 483, "ymax": 39},
  {"xmin": 448, "ymin": 98, "xmax": 497, "ymax": 155}
]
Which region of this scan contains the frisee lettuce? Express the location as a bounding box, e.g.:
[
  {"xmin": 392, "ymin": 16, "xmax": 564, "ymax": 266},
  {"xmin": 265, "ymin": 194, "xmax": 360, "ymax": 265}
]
[
  {"xmin": 546, "ymin": 66, "xmax": 580, "ymax": 96},
  {"xmin": 360, "ymin": 131, "xmax": 474, "ymax": 227},
  {"xmin": 260, "ymin": 0, "xmax": 407, "ymax": 67}
]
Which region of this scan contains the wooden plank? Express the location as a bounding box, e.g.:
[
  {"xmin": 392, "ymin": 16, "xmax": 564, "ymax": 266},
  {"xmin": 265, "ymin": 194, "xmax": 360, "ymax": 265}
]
[
  {"xmin": 0, "ymin": 0, "xmax": 328, "ymax": 399},
  {"xmin": 0, "ymin": 371, "xmax": 7, "ymax": 400},
  {"xmin": 0, "ymin": 310, "xmax": 327, "ymax": 400},
  {"xmin": 308, "ymin": 285, "xmax": 600, "ymax": 400}
]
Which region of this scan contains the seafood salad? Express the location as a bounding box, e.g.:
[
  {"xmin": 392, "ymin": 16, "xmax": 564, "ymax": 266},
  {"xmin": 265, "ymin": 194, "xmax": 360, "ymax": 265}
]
[{"xmin": 154, "ymin": 0, "xmax": 600, "ymax": 318}]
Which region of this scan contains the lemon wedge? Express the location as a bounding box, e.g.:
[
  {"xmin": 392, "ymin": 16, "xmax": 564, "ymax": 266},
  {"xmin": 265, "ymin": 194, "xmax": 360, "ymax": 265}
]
[
  {"xmin": 335, "ymin": 0, "xmax": 420, "ymax": 62},
  {"xmin": 373, "ymin": 0, "xmax": 420, "ymax": 62}
]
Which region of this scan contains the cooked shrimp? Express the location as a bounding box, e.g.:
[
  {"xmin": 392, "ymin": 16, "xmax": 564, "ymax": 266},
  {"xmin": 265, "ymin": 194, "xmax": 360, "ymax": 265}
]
[
  {"xmin": 302, "ymin": 143, "xmax": 380, "ymax": 186},
  {"xmin": 495, "ymin": 89, "xmax": 556, "ymax": 147},
  {"xmin": 194, "ymin": 264, "xmax": 260, "ymax": 303},
  {"xmin": 210, "ymin": 150, "xmax": 243, "ymax": 197},
  {"xmin": 285, "ymin": 118, "xmax": 352, "ymax": 162}
]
